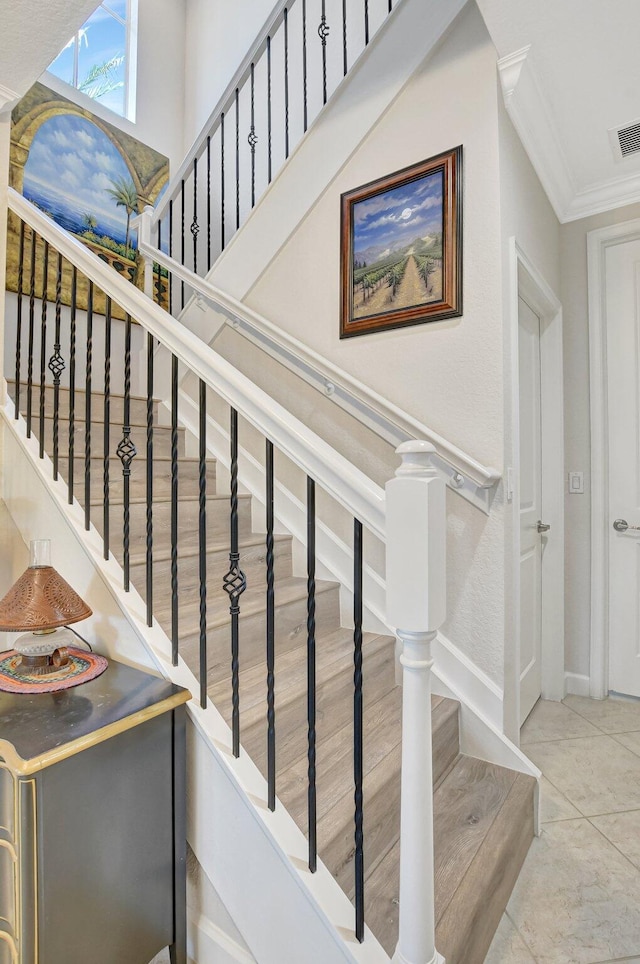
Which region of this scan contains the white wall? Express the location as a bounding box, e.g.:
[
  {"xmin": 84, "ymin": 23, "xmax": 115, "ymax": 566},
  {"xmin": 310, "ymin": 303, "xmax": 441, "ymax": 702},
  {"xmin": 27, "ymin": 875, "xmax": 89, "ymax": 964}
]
[
  {"xmin": 213, "ymin": 4, "xmax": 508, "ymax": 685},
  {"xmin": 183, "ymin": 0, "xmax": 276, "ymax": 152},
  {"xmin": 41, "ymin": 0, "xmax": 187, "ymax": 173},
  {"xmin": 560, "ymin": 201, "xmax": 640, "ymax": 681}
]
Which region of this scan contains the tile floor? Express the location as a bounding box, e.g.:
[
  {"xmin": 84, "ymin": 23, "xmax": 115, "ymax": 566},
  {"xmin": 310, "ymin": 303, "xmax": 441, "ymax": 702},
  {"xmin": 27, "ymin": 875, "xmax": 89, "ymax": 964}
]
[{"xmin": 485, "ymin": 694, "xmax": 640, "ymax": 964}]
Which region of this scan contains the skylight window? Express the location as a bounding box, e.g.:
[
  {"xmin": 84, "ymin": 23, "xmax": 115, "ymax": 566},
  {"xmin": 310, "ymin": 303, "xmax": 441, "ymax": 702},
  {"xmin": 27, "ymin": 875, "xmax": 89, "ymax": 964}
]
[{"xmin": 47, "ymin": 1, "xmax": 137, "ymax": 121}]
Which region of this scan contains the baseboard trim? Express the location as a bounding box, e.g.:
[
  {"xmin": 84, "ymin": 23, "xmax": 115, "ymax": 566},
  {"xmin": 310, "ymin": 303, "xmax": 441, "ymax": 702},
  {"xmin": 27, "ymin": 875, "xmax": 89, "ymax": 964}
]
[{"xmin": 564, "ymin": 672, "xmax": 591, "ymax": 697}]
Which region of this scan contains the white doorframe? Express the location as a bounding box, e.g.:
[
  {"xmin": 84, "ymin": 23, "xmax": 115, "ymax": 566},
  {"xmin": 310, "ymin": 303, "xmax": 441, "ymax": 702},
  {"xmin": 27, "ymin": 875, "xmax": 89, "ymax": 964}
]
[
  {"xmin": 505, "ymin": 238, "xmax": 565, "ymax": 739},
  {"xmin": 587, "ymin": 217, "xmax": 640, "ymax": 699}
]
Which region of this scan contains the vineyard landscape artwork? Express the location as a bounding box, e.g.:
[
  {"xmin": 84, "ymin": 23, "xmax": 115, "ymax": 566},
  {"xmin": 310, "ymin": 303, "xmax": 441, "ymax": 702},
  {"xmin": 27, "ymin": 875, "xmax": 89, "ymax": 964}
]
[{"xmin": 340, "ymin": 147, "xmax": 463, "ymax": 337}]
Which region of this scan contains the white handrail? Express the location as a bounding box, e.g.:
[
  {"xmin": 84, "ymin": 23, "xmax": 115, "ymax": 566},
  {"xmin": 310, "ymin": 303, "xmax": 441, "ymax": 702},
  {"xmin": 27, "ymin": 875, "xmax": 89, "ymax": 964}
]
[
  {"xmin": 138, "ymin": 230, "xmax": 501, "ymax": 513},
  {"xmin": 8, "ymin": 189, "xmax": 386, "ymax": 540}
]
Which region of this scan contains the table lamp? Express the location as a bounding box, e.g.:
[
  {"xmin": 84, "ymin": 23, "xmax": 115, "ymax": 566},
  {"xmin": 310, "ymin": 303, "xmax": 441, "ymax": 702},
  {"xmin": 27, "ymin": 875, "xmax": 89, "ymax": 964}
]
[{"xmin": 0, "ymin": 539, "xmax": 92, "ymax": 675}]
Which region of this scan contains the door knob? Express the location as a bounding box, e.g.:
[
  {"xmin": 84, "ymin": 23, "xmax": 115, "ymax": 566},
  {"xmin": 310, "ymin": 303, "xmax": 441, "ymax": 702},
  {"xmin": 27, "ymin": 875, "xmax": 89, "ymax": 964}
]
[
  {"xmin": 537, "ymin": 520, "xmax": 551, "ymax": 533},
  {"xmin": 613, "ymin": 518, "xmax": 640, "ymax": 533}
]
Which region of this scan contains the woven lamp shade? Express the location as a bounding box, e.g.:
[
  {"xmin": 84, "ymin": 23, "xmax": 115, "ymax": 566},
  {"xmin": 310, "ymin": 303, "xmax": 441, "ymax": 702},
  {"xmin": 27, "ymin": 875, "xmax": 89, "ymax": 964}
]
[{"xmin": 0, "ymin": 566, "xmax": 92, "ymax": 632}]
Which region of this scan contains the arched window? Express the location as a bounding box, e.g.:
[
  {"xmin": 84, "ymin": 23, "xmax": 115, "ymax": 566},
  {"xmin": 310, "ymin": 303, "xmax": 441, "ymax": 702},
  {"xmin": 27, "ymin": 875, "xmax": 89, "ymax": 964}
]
[{"xmin": 47, "ymin": 1, "xmax": 138, "ymax": 121}]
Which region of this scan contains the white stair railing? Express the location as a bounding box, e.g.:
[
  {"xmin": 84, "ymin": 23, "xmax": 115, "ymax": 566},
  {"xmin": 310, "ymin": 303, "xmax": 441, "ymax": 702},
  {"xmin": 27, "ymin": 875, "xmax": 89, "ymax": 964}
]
[{"xmin": 5, "ymin": 189, "xmax": 444, "ymax": 963}]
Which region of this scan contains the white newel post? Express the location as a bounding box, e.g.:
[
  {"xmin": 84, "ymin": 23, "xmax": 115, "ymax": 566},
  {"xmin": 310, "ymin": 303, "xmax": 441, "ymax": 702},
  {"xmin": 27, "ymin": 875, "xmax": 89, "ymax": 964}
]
[
  {"xmin": 387, "ymin": 441, "xmax": 446, "ymax": 964},
  {"xmin": 132, "ymin": 205, "xmax": 155, "ymax": 299}
]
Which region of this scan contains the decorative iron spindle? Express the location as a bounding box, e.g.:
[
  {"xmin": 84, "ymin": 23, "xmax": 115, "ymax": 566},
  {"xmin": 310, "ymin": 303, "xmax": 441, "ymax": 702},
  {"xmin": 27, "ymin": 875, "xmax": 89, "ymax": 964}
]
[
  {"xmin": 302, "ymin": 0, "xmax": 308, "ymax": 131},
  {"xmin": 171, "ymin": 353, "xmax": 180, "ymax": 664},
  {"xmin": 318, "ymin": 1, "xmax": 330, "ymax": 105},
  {"xmin": 342, "ymin": 0, "xmax": 348, "ymax": 75},
  {"xmin": 248, "ymin": 63, "xmax": 257, "ymax": 208},
  {"xmin": 84, "ymin": 281, "xmax": 94, "ymax": 531},
  {"xmin": 353, "ymin": 518, "xmax": 364, "ymax": 942},
  {"xmin": 224, "ymin": 407, "xmax": 247, "ymax": 758},
  {"xmin": 14, "ymin": 221, "xmax": 25, "ymax": 419},
  {"xmin": 235, "ymin": 89, "xmax": 240, "ymax": 231},
  {"xmin": 267, "ymin": 38, "xmax": 272, "ymax": 183},
  {"xmin": 38, "ymin": 241, "xmax": 49, "ymax": 460},
  {"xmin": 102, "ymin": 298, "xmax": 112, "ymax": 560},
  {"xmin": 84, "ymin": 281, "xmax": 93, "ymax": 529},
  {"xmin": 207, "ymin": 135, "xmax": 212, "ymax": 271},
  {"xmin": 146, "ymin": 332, "xmax": 154, "ymax": 626},
  {"xmin": 198, "ymin": 378, "xmax": 208, "ymax": 707},
  {"xmin": 307, "ymin": 476, "xmax": 317, "ymax": 872},
  {"xmin": 364, "ymin": 0, "xmax": 369, "ymax": 45},
  {"xmin": 68, "ymin": 266, "xmax": 77, "ymax": 505},
  {"xmin": 26, "ymin": 230, "xmax": 36, "ymax": 438},
  {"xmin": 284, "ymin": 7, "xmax": 290, "ymax": 159},
  {"xmin": 221, "ymin": 112, "xmax": 226, "ymax": 251},
  {"xmin": 180, "ymin": 180, "xmax": 185, "ymax": 308},
  {"xmin": 48, "ymin": 252, "xmax": 65, "ymax": 480},
  {"xmin": 266, "ymin": 438, "xmax": 276, "ymax": 811},
  {"xmin": 191, "ymin": 155, "xmax": 199, "ymax": 275},
  {"xmin": 156, "ymin": 221, "xmax": 163, "ymax": 306},
  {"xmin": 117, "ymin": 314, "xmax": 136, "ymax": 591},
  {"xmin": 169, "ymin": 200, "xmax": 174, "ymax": 315}
]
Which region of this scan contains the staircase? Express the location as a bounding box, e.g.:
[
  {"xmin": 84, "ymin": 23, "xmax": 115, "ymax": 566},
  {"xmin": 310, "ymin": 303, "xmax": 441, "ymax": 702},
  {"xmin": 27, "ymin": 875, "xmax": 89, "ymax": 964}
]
[{"xmin": 8, "ymin": 374, "xmax": 536, "ymax": 963}]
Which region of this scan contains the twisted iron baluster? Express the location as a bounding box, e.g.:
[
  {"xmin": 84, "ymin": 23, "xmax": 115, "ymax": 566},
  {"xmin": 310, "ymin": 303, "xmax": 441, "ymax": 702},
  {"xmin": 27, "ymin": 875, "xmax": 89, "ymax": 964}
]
[
  {"xmin": 14, "ymin": 220, "xmax": 25, "ymax": 419},
  {"xmin": 235, "ymin": 89, "xmax": 240, "ymax": 231},
  {"xmin": 224, "ymin": 407, "xmax": 247, "ymax": 758},
  {"xmin": 68, "ymin": 266, "xmax": 77, "ymax": 504},
  {"xmin": 180, "ymin": 180, "xmax": 185, "ymax": 308},
  {"xmin": 102, "ymin": 297, "xmax": 111, "ymax": 560},
  {"xmin": 319, "ymin": 1, "xmax": 330, "ymax": 105},
  {"xmin": 26, "ymin": 230, "xmax": 36, "ymax": 438},
  {"xmin": 267, "ymin": 39, "xmax": 272, "ymax": 184},
  {"xmin": 221, "ymin": 112, "xmax": 226, "ymax": 251},
  {"xmin": 84, "ymin": 281, "xmax": 93, "ymax": 531},
  {"xmin": 171, "ymin": 353, "xmax": 179, "ymax": 664},
  {"xmin": 342, "ymin": 0, "xmax": 348, "ymax": 75},
  {"xmin": 48, "ymin": 252, "xmax": 65, "ymax": 480},
  {"xmin": 248, "ymin": 63, "xmax": 258, "ymax": 208},
  {"xmin": 191, "ymin": 154, "xmax": 199, "ymax": 275},
  {"xmin": 146, "ymin": 332, "xmax": 154, "ymax": 625},
  {"xmin": 353, "ymin": 518, "xmax": 364, "ymax": 942},
  {"xmin": 266, "ymin": 439, "xmax": 276, "ymax": 810},
  {"xmin": 284, "ymin": 8, "xmax": 290, "ymax": 159},
  {"xmin": 199, "ymin": 378, "xmax": 208, "ymax": 706},
  {"xmin": 117, "ymin": 314, "xmax": 137, "ymax": 591},
  {"xmin": 307, "ymin": 476, "xmax": 317, "ymax": 871},
  {"xmin": 206, "ymin": 135, "xmax": 211, "ymax": 271},
  {"xmin": 364, "ymin": 0, "xmax": 369, "ymax": 44},
  {"xmin": 169, "ymin": 199, "xmax": 174, "ymax": 315},
  {"xmin": 302, "ymin": 0, "xmax": 308, "ymax": 131},
  {"xmin": 38, "ymin": 241, "xmax": 49, "ymax": 460},
  {"xmin": 156, "ymin": 221, "xmax": 163, "ymax": 306}
]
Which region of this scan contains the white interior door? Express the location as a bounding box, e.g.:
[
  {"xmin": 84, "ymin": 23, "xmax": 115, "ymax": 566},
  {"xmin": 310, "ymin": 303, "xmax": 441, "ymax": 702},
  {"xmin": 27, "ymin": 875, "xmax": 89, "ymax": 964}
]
[
  {"xmin": 607, "ymin": 238, "xmax": 640, "ymax": 696},
  {"xmin": 519, "ymin": 295, "xmax": 544, "ymax": 723}
]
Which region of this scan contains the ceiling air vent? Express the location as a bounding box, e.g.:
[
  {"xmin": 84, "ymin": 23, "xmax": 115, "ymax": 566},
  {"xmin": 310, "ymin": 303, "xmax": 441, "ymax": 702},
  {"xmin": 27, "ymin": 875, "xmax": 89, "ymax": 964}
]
[{"xmin": 609, "ymin": 120, "xmax": 640, "ymax": 161}]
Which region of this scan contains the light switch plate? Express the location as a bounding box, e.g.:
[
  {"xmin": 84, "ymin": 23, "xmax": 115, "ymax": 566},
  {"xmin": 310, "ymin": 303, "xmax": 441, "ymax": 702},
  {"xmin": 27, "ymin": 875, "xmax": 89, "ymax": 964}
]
[{"xmin": 569, "ymin": 471, "xmax": 584, "ymax": 494}]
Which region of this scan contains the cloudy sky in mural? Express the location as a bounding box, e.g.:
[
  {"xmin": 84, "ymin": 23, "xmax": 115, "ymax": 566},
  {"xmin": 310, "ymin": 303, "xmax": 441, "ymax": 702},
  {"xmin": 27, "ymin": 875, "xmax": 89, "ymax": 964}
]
[
  {"xmin": 23, "ymin": 114, "xmax": 133, "ymax": 244},
  {"xmin": 353, "ymin": 170, "xmax": 443, "ymax": 259}
]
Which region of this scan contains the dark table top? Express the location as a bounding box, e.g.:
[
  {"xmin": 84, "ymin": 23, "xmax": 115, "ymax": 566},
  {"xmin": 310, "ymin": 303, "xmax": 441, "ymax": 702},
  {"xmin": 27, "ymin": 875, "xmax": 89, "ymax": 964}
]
[{"xmin": 0, "ymin": 659, "xmax": 190, "ymax": 772}]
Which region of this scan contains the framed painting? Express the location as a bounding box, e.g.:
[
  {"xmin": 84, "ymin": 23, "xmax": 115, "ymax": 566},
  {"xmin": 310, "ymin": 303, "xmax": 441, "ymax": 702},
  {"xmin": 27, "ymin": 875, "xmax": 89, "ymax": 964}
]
[{"xmin": 340, "ymin": 146, "xmax": 462, "ymax": 338}]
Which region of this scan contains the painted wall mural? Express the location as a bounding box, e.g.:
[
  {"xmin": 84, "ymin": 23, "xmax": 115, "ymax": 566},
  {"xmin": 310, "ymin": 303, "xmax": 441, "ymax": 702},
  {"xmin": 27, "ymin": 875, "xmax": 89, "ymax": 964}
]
[{"xmin": 6, "ymin": 82, "xmax": 169, "ymax": 313}]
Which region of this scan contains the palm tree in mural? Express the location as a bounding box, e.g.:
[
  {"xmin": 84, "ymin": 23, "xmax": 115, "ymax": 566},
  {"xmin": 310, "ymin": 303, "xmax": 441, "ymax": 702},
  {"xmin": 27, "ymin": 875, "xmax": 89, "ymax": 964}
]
[
  {"xmin": 82, "ymin": 212, "xmax": 97, "ymax": 232},
  {"xmin": 105, "ymin": 176, "xmax": 138, "ymax": 258}
]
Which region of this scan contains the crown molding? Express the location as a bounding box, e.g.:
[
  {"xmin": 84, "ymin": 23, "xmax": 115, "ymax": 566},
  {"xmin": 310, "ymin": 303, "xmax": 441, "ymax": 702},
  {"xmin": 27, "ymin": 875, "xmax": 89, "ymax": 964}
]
[{"xmin": 0, "ymin": 83, "xmax": 19, "ymax": 115}]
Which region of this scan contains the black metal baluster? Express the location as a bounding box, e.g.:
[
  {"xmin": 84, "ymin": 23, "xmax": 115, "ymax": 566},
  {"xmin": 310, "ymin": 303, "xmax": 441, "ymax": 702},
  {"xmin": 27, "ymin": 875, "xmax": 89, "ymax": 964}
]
[
  {"xmin": 342, "ymin": 0, "xmax": 348, "ymax": 75},
  {"xmin": 284, "ymin": 7, "xmax": 290, "ymax": 159},
  {"xmin": 84, "ymin": 281, "xmax": 94, "ymax": 531},
  {"xmin": 26, "ymin": 230, "xmax": 36, "ymax": 438},
  {"xmin": 48, "ymin": 252, "xmax": 65, "ymax": 480},
  {"xmin": 146, "ymin": 332, "xmax": 154, "ymax": 625},
  {"xmin": 307, "ymin": 476, "xmax": 317, "ymax": 871},
  {"xmin": 169, "ymin": 199, "xmax": 174, "ymax": 315},
  {"xmin": 180, "ymin": 180, "xmax": 185, "ymax": 309},
  {"xmin": 102, "ymin": 297, "xmax": 112, "ymax": 560},
  {"xmin": 389, "ymin": 0, "xmax": 392, "ymax": 11},
  {"xmin": 199, "ymin": 378, "xmax": 207, "ymax": 706},
  {"xmin": 248, "ymin": 63, "xmax": 257, "ymax": 209},
  {"xmin": 267, "ymin": 39, "xmax": 272, "ymax": 183},
  {"xmin": 191, "ymin": 155, "xmax": 199, "ymax": 275},
  {"xmin": 221, "ymin": 112, "xmax": 226, "ymax": 251},
  {"xmin": 364, "ymin": 0, "xmax": 369, "ymax": 45},
  {"xmin": 266, "ymin": 439, "xmax": 276, "ymax": 811},
  {"xmin": 68, "ymin": 267, "xmax": 77, "ymax": 505},
  {"xmin": 118, "ymin": 315, "xmax": 136, "ymax": 592},
  {"xmin": 302, "ymin": 0, "xmax": 308, "ymax": 132},
  {"xmin": 14, "ymin": 221, "xmax": 25, "ymax": 419},
  {"xmin": 156, "ymin": 221, "xmax": 163, "ymax": 306},
  {"xmin": 38, "ymin": 241, "xmax": 49, "ymax": 460},
  {"xmin": 171, "ymin": 353, "xmax": 179, "ymax": 664},
  {"xmin": 319, "ymin": 1, "xmax": 329, "ymax": 105},
  {"xmin": 224, "ymin": 408, "xmax": 247, "ymax": 758},
  {"xmin": 207, "ymin": 135, "xmax": 211, "ymax": 271},
  {"xmin": 235, "ymin": 88, "xmax": 240, "ymax": 231},
  {"xmin": 353, "ymin": 518, "xmax": 364, "ymax": 942}
]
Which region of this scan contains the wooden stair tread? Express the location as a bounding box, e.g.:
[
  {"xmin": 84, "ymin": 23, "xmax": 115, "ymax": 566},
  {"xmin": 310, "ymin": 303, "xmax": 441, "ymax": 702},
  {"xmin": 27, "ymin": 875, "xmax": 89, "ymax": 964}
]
[
  {"xmin": 129, "ymin": 531, "xmax": 291, "ymax": 566},
  {"xmin": 7, "ymin": 379, "xmax": 159, "ymax": 404}
]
